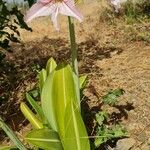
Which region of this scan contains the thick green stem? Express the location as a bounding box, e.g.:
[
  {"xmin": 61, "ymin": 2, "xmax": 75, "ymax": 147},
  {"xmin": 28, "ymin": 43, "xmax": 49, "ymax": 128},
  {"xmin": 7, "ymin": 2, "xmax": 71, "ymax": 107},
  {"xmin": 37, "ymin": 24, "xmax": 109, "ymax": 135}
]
[
  {"xmin": 68, "ymin": 16, "xmax": 79, "ymax": 76},
  {"xmin": 68, "ymin": 16, "xmax": 81, "ymax": 108}
]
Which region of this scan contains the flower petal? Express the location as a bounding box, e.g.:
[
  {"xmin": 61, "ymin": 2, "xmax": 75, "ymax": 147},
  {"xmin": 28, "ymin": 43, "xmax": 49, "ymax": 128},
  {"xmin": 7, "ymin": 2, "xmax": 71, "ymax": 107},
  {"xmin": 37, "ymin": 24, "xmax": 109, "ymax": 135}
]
[
  {"xmin": 51, "ymin": 6, "xmax": 60, "ymax": 30},
  {"xmin": 25, "ymin": 1, "xmax": 55, "ymax": 22},
  {"xmin": 59, "ymin": 1, "xmax": 83, "ymax": 22}
]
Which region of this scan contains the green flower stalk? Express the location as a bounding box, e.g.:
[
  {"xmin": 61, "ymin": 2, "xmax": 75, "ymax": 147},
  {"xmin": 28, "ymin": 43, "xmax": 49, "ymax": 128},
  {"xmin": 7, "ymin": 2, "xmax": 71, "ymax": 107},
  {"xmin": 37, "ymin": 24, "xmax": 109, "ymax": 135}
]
[
  {"xmin": 68, "ymin": 16, "xmax": 81, "ymax": 109},
  {"xmin": 68, "ymin": 16, "xmax": 79, "ymax": 76}
]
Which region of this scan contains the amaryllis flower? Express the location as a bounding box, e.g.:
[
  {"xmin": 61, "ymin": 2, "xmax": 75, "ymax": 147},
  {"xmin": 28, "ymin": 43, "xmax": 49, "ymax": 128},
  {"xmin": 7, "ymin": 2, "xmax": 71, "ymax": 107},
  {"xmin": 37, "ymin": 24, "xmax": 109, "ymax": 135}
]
[{"xmin": 25, "ymin": 0, "xmax": 83, "ymax": 30}]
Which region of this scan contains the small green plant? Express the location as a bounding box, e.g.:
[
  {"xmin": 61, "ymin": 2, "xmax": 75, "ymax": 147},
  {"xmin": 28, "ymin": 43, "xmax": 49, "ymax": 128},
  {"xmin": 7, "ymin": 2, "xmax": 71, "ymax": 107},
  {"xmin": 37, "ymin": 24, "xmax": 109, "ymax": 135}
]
[
  {"xmin": 94, "ymin": 89, "xmax": 127, "ymax": 148},
  {"xmin": 102, "ymin": 89, "xmax": 125, "ymax": 106},
  {"xmin": 94, "ymin": 112, "xmax": 127, "ymax": 148}
]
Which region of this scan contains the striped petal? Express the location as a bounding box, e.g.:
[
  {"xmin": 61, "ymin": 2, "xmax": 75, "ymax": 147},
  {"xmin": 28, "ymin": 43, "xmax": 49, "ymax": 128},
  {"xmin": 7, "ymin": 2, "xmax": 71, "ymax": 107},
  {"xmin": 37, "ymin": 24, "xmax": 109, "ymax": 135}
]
[
  {"xmin": 25, "ymin": 0, "xmax": 83, "ymax": 30},
  {"xmin": 51, "ymin": 6, "xmax": 59, "ymax": 30},
  {"xmin": 25, "ymin": 1, "xmax": 55, "ymax": 22},
  {"xmin": 60, "ymin": 1, "xmax": 83, "ymax": 22}
]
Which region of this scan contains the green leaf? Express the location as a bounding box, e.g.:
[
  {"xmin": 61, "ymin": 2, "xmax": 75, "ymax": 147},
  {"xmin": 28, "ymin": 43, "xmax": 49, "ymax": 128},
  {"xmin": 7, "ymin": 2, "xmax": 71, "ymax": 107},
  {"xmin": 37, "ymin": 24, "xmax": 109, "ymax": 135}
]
[
  {"xmin": 79, "ymin": 75, "xmax": 88, "ymax": 100},
  {"xmin": 46, "ymin": 57, "xmax": 57, "ymax": 76},
  {"xmin": 79, "ymin": 75, "xmax": 88, "ymax": 89},
  {"xmin": 94, "ymin": 126, "xmax": 109, "ymax": 147},
  {"xmin": 41, "ymin": 71, "xmax": 57, "ymax": 132},
  {"xmin": 94, "ymin": 124, "xmax": 127, "ymax": 148},
  {"xmin": 64, "ymin": 101, "xmax": 90, "ymax": 150},
  {"xmin": 0, "ymin": 146, "xmax": 17, "ymax": 150},
  {"xmin": 38, "ymin": 69, "xmax": 47, "ymax": 93},
  {"xmin": 26, "ymin": 128, "xmax": 63, "ymax": 150},
  {"xmin": 42, "ymin": 64, "xmax": 78, "ymax": 137},
  {"xmin": 73, "ymin": 73, "xmax": 80, "ymax": 109},
  {"xmin": 96, "ymin": 111, "xmax": 108, "ymax": 126},
  {"xmin": 39, "ymin": 58, "xmax": 57, "ymax": 93},
  {"xmin": 0, "ymin": 118, "xmax": 27, "ymax": 150},
  {"xmin": 29, "ymin": 89, "xmax": 39, "ymax": 98},
  {"xmin": 20, "ymin": 102, "xmax": 43, "ymax": 129},
  {"xmin": 26, "ymin": 93, "xmax": 44, "ymax": 121},
  {"xmin": 102, "ymin": 89, "xmax": 125, "ymax": 105},
  {"xmin": 110, "ymin": 125, "xmax": 128, "ymax": 137}
]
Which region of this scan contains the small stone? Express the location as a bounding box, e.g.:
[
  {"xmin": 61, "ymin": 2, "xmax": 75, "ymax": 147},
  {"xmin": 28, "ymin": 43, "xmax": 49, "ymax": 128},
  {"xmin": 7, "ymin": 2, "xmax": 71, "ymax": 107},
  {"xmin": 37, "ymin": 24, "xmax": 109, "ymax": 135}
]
[
  {"xmin": 141, "ymin": 143, "xmax": 150, "ymax": 150},
  {"xmin": 132, "ymin": 148, "xmax": 141, "ymax": 150},
  {"xmin": 107, "ymin": 145, "xmax": 114, "ymax": 150},
  {"xmin": 137, "ymin": 132, "xmax": 147, "ymax": 142},
  {"xmin": 115, "ymin": 138, "xmax": 136, "ymax": 150},
  {"xmin": 148, "ymin": 138, "xmax": 150, "ymax": 145}
]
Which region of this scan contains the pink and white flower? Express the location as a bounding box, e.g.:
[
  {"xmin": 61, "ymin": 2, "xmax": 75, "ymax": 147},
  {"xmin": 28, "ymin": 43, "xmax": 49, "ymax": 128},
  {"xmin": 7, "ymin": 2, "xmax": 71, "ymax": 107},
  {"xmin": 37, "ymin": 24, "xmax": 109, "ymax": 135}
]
[{"xmin": 25, "ymin": 0, "xmax": 83, "ymax": 30}]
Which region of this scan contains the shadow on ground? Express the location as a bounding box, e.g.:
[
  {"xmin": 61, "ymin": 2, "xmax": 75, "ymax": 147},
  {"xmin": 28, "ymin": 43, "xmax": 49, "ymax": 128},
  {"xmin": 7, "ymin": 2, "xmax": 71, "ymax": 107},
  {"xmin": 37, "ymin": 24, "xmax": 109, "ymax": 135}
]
[{"xmin": 0, "ymin": 36, "xmax": 124, "ymax": 142}]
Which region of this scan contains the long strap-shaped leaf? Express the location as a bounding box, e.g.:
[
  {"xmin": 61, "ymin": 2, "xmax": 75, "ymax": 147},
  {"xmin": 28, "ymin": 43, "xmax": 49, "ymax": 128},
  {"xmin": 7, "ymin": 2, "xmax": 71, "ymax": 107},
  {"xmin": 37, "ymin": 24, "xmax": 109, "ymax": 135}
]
[
  {"xmin": 0, "ymin": 146, "xmax": 17, "ymax": 150},
  {"xmin": 26, "ymin": 93, "xmax": 45, "ymax": 121},
  {"xmin": 41, "ymin": 64, "xmax": 79, "ymax": 136},
  {"xmin": 79, "ymin": 75, "xmax": 87, "ymax": 89},
  {"xmin": 0, "ymin": 118, "xmax": 27, "ymax": 150},
  {"xmin": 26, "ymin": 128, "xmax": 63, "ymax": 150},
  {"xmin": 63, "ymin": 101, "xmax": 90, "ymax": 150},
  {"xmin": 38, "ymin": 69, "xmax": 47, "ymax": 93},
  {"xmin": 46, "ymin": 57, "xmax": 57, "ymax": 76},
  {"xmin": 41, "ymin": 69, "xmax": 58, "ymax": 132},
  {"xmin": 39, "ymin": 57, "xmax": 57, "ymax": 93},
  {"xmin": 20, "ymin": 102, "xmax": 43, "ymax": 129}
]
